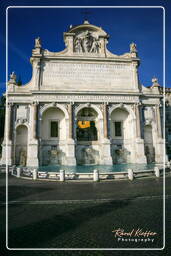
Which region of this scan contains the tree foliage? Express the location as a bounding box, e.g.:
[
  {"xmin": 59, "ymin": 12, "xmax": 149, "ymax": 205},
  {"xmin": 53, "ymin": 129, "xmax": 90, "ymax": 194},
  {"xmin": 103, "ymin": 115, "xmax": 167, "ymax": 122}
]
[{"xmin": 17, "ymin": 76, "xmax": 22, "ymax": 86}]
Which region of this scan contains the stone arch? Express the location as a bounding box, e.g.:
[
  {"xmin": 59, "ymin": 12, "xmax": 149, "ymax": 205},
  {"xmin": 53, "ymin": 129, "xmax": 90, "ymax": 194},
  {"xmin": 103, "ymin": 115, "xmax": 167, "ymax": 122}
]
[
  {"xmin": 75, "ymin": 104, "xmax": 103, "ymax": 119},
  {"xmin": 109, "ymin": 104, "xmax": 136, "ymax": 120},
  {"xmin": 75, "ymin": 104, "xmax": 101, "ymax": 165},
  {"xmin": 41, "ymin": 106, "xmax": 66, "ymax": 141},
  {"xmin": 110, "ymin": 107, "xmax": 130, "ymax": 140},
  {"xmin": 40, "ymin": 103, "xmax": 69, "ymax": 120},
  {"xmin": 40, "ymin": 105, "xmax": 68, "ymax": 166},
  {"xmin": 110, "ymin": 105, "xmax": 134, "ymax": 164},
  {"xmin": 76, "ymin": 108, "xmax": 98, "ymax": 142},
  {"xmin": 15, "ymin": 124, "xmax": 28, "ymax": 166},
  {"xmin": 15, "ymin": 122, "xmax": 29, "ymax": 130},
  {"xmin": 68, "ymin": 23, "xmax": 107, "ymax": 36}
]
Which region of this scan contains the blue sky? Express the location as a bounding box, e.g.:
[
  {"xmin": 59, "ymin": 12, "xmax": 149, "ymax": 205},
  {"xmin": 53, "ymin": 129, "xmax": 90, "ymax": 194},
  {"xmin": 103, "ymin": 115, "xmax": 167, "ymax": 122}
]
[{"xmin": 0, "ymin": 0, "xmax": 171, "ymax": 96}]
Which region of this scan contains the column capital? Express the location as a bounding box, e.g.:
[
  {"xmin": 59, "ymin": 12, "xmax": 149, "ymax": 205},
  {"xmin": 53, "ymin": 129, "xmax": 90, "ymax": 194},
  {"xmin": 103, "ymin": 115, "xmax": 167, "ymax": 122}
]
[
  {"xmin": 155, "ymin": 103, "xmax": 162, "ymax": 108},
  {"xmin": 31, "ymin": 101, "xmax": 39, "ymax": 106},
  {"xmin": 134, "ymin": 102, "xmax": 141, "ymax": 107},
  {"xmin": 8, "ymin": 102, "xmax": 14, "ymax": 107},
  {"xmin": 69, "ymin": 101, "xmax": 74, "ymax": 105}
]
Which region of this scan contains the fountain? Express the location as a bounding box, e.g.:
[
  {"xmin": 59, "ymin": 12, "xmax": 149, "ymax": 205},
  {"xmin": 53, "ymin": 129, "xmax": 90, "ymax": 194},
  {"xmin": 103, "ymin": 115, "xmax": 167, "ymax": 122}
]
[
  {"xmin": 83, "ymin": 147, "xmax": 95, "ymax": 165},
  {"xmin": 50, "ymin": 149, "xmax": 60, "ymax": 165},
  {"xmin": 113, "ymin": 147, "xmax": 130, "ymax": 164},
  {"xmin": 76, "ymin": 146, "xmax": 99, "ymax": 165}
]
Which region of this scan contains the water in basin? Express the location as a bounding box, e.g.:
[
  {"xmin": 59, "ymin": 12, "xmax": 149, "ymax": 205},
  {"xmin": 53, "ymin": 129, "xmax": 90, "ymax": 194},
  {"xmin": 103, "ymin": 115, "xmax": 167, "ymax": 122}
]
[{"xmin": 37, "ymin": 163, "xmax": 159, "ymax": 173}]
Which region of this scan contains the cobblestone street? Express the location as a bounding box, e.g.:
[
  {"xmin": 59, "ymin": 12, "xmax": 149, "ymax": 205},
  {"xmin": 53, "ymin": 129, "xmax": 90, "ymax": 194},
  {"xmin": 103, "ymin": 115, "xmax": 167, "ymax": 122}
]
[{"xmin": 0, "ymin": 174, "xmax": 170, "ymax": 256}]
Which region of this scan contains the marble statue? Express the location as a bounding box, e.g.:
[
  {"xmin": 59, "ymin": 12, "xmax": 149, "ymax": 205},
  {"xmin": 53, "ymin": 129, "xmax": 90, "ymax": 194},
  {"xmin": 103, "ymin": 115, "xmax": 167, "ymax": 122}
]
[
  {"xmin": 9, "ymin": 71, "xmax": 17, "ymax": 84},
  {"xmin": 84, "ymin": 147, "xmax": 95, "ymax": 164},
  {"xmin": 74, "ymin": 38, "xmax": 83, "ymax": 53},
  {"xmin": 130, "ymin": 42, "xmax": 137, "ymax": 53},
  {"xmin": 74, "ymin": 31, "xmax": 100, "ymax": 53},
  {"xmin": 10, "ymin": 71, "xmax": 16, "ymax": 80},
  {"xmin": 90, "ymin": 38, "xmax": 101, "ymax": 53},
  {"xmin": 151, "ymin": 77, "xmax": 160, "ymax": 88},
  {"xmin": 84, "ymin": 31, "xmax": 92, "ymax": 52},
  {"xmin": 35, "ymin": 37, "xmax": 41, "ymax": 48}
]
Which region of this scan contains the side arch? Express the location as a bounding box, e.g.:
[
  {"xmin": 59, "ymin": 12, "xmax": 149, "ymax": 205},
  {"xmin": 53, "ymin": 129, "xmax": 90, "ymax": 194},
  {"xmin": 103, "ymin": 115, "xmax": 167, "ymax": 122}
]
[
  {"xmin": 15, "ymin": 124, "xmax": 28, "ymax": 166},
  {"xmin": 40, "ymin": 103, "xmax": 69, "ymax": 120},
  {"xmin": 109, "ymin": 104, "xmax": 136, "ymax": 120}
]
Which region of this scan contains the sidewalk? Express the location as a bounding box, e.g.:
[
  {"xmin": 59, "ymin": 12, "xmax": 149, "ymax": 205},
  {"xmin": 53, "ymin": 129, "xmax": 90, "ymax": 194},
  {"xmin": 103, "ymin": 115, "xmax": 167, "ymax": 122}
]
[{"xmin": 0, "ymin": 174, "xmax": 170, "ymax": 254}]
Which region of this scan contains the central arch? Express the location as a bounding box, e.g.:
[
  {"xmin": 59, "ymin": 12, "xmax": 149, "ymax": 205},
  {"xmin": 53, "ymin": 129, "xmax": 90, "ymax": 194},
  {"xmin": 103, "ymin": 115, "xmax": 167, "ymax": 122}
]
[
  {"xmin": 76, "ymin": 107, "xmax": 98, "ymax": 141},
  {"xmin": 75, "ymin": 105, "xmax": 101, "ymax": 165}
]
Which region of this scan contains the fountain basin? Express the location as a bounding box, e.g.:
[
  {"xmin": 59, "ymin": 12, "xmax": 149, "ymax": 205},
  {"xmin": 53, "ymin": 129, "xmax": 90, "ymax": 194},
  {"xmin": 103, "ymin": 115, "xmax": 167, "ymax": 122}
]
[
  {"xmin": 37, "ymin": 163, "xmax": 159, "ymax": 173},
  {"xmin": 9, "ymin": 163, "xmax": 166, "ymax": 182}
]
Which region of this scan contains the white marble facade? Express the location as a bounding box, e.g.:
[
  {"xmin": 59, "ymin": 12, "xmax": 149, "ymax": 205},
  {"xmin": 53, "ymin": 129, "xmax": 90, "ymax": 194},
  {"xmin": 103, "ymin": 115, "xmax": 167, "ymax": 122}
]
[{"xmin": 0, "ymin": 21, "xmax": 165, "ymax": 167}]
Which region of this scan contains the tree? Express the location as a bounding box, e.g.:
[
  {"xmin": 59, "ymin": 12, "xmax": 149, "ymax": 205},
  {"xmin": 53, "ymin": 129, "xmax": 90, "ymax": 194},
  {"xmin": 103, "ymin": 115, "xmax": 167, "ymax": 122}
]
[{"xmin": 17, "ymin": 76, "xmax": 22, "ymax": 86}]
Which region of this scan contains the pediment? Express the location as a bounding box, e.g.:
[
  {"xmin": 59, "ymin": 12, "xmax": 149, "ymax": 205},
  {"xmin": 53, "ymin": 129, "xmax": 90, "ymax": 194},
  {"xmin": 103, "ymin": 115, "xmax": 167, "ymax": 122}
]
[{"xmin": 68, "ymin": 21, "xmax": 107, "ymax": 36}]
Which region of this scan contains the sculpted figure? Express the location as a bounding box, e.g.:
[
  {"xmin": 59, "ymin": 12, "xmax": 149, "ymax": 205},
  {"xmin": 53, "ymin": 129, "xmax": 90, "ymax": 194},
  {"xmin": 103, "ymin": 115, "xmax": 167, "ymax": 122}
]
[
  {"xmin": 35, "ymin": 37, "xmax": 41, "ymax": 48},
  {"xmin": 10, "ymin": 71, "xmax": 16, "ymax": 80},
  {"xmin": 90, "ymin": 38, "xmax": 101, "ymax": 53},
  {"xmin": 84, "ymin": 147, "xmax": 94, "ymax": 164},
  {"xmin": 9, "ymin": 71, "xmax": 17, "ymax": 84},
  {"xmin": 130, "ymin": 42, "xmax": 137, "ymax": 53},
  {"xmin": 82, "ymin": 37, "xmax": 89, "ymax": 52},
  {"xmin": 74, "ymin": 38, "xmax": 83, "ymax": 53},
  {"xmin": 82, "ymin": 31, "xmax": 93, "ymax": 52},
  {"xmin": 75, "ymin": 31, "xmax": 100, "ymax": 53}
]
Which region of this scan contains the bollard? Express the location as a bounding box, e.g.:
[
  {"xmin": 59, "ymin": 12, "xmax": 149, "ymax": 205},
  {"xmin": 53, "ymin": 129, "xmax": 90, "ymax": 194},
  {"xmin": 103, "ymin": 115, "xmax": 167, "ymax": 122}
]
[
  {"xmin": 33, "ymin": 169, "xmax": 37, "ymax": 180},
  {"xmin": 93, "ymin": 169, "xmax": 99, "ymax": 182},
  {"xmin": 166, "ymin": 162, "xmax": 170, "ymax": 168},
  {"xmin": 11, "ymin": 168, "xmax": 14, "ymax": 176},
  {"xmin": 154, "ymin": 167, "xmax": 160, "ymax": 177},
  {"xmin": 128, "ymin": 169, "xmax": 134, "ymax": 181},
  {"xmin": 16, "ymin": 167, "xmax": 21, "ymax": 178},
  {"xmin": 60, "ymin": 170, "xmax": 65, "ymax": 182},
  {"xmin": 11, "ymin": 166, "xmax": 15, "ymax": 176}
]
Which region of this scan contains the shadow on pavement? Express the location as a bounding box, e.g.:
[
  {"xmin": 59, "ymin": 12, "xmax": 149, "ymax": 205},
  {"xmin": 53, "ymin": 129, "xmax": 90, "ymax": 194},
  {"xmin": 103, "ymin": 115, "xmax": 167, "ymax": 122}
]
[{"xmin": 7, "ymin": 200, "xmax": 130, "ymax": 249}]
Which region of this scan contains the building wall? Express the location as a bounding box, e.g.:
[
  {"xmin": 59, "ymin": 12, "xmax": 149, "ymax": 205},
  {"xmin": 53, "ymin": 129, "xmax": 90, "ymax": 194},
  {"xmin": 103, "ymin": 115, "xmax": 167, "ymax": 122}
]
[
  {"xmin": 0, "ymin": 21, "xmax": 166, "ymax": 167},
  {"xmin": 165, "ymin": 88, "xmax": 171, "ymax": 160}
]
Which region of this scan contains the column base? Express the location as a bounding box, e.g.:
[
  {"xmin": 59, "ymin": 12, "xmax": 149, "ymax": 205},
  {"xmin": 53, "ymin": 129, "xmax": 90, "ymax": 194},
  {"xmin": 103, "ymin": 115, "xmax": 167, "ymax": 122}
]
[
  {"xmin": 0, "ymin": 140, "xmax": 13, "ymax": 166},
  {"xmin": 27, "ymin": 140, "xmax": 39, "ymax": 167},
  {"xmin": 66, "ymin": 139, "xmax": 76, "ymax": 166},
  {"xmin": 100, "ymin": 138, "xmax": 113, "ymax": 165},
  {"xmin": 65, "ymin": 157, "xmax": 76, "ymax": 166},
  {"xmin": 155, "ymin": 138, "xmax": 166, "ymax": 163},
  {"xmin": 134, "ymin": 138, "xmax": 147, "ymax": 164}
]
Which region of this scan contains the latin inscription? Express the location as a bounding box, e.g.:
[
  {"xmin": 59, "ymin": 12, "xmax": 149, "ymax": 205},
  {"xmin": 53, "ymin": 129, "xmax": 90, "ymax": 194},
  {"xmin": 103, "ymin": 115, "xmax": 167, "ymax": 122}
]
[{"xmin": 43, "ymin": 62, "xmax": 133, "ymax": 87}]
